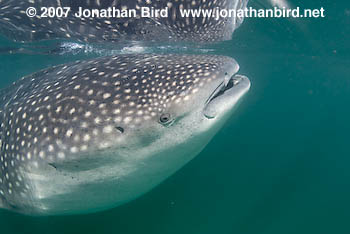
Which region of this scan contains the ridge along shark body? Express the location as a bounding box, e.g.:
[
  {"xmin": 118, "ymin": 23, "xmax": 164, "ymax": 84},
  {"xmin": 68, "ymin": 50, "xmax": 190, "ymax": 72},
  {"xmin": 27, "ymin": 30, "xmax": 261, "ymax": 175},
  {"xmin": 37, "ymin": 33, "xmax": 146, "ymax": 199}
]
[
  {"xmin": 0, "ymin": 0, "xmax": 248, "ymax": 43},
  {"xmin": 0, "ymin": 54, "xmax": 250, "ymax": 215}
]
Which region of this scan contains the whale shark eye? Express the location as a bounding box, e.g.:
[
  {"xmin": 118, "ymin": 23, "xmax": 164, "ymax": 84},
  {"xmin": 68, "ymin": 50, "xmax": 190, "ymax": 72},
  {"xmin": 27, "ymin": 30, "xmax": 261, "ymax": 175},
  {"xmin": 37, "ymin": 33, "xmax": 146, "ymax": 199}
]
[
  {"xmin": 159, "ymin": 113, "xmax": 171, "ymax": 124},
  {"xmin": 115, "ymin": 126, "xmax": 124, "ymax": 133}
]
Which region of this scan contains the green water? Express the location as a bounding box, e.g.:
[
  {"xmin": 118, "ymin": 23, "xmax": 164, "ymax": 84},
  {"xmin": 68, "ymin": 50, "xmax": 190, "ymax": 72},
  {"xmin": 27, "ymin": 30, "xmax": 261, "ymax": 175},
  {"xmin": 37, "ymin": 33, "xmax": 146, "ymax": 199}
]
[{"xmin": 0, "ymin": 0, "xmax": 350, "ymax": 233}]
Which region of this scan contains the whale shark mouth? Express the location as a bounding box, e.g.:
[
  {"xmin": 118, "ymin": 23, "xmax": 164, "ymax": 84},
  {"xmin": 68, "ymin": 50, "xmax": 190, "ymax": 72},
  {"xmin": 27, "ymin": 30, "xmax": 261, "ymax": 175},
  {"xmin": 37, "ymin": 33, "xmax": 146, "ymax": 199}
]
[
  {"xmin": 203, "ymin": 74, "xmax": 249, "ymax": 119},
  {"xmin": 205, "ymin": 75, "xmax": 243, "ymax": 106}
]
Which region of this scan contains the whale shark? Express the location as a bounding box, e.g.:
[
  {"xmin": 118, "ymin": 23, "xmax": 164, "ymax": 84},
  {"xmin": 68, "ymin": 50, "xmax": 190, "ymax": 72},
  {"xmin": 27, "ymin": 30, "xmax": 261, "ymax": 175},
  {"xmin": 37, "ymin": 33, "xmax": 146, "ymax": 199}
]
[
  {"xmin": 0, "ymin": 54, "xmax": 250, "ymax": 215},
  {"xmin": 0, "ymin": 0, "xmax": 248, "ymax": 43}
]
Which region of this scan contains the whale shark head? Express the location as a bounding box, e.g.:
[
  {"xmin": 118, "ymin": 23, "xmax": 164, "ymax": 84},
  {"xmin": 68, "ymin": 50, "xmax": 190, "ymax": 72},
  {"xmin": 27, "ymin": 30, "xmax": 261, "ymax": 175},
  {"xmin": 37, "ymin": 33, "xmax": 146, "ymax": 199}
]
[
  {"xmin": 104, "ymin": 55, "xmax": 250, "ymax": 159},
  {"xmin": 0, "ymin": 54, "xmax": 250, "ymax": 215}
]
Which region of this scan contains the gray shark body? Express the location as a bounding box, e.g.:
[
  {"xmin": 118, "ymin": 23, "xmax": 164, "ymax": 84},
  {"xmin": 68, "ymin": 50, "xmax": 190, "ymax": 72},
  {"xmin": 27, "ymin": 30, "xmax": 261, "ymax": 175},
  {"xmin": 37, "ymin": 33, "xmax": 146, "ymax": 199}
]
[
  {"xmin": 0, "ymin": 54, "xmax": 250, "ymax": 215},
  {"xmin": 0, "ymin": 0, "xmax": 248, "ymax": 43}
]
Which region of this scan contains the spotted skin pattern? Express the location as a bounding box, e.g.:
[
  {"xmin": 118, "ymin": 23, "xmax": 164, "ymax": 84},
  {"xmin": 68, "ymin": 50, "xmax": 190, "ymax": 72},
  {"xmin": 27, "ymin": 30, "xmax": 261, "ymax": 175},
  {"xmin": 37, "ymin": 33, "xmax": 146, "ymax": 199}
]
[
  {"xmin": 0, "ymin": 54, "xmax": 246, "ymax": 214},
  {"xmin": 0, "ymin": 0, "xmax": 248, "ymax": 43}
]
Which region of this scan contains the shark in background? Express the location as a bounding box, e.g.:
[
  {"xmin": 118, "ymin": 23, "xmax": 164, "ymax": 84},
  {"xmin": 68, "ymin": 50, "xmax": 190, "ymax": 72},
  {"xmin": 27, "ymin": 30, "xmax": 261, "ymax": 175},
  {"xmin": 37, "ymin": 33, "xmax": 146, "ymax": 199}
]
[
  {"xmin": 0, "ymin": 0, "xmax": 249, "ymax": 43},
  {"xmin": 0, "ymin": 54, "xmax": 250, "ymax": 215}
]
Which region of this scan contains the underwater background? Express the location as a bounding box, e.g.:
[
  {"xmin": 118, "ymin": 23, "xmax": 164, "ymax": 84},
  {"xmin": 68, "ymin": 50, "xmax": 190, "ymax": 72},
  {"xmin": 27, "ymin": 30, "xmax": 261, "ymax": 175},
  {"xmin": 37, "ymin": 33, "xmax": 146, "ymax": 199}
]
[{"xmin": 0, "ymin": 0, "xmax": 349, "ymax": 233}]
